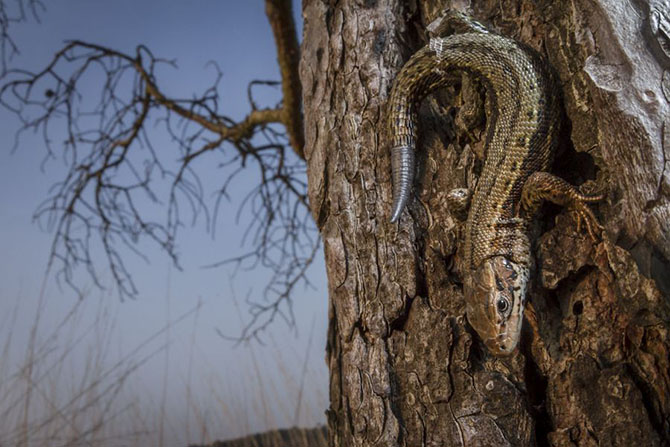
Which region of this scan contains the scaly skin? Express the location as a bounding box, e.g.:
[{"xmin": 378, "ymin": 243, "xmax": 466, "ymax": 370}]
[{"xmin": 387, "ymin": 18, "xmax": 603, "ymax": 355}]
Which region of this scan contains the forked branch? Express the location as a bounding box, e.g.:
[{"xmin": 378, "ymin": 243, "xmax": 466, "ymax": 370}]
[
  {"xmin": 265, "ymin": 0, "xmax": 304, "ymax": 159},
  {"xmin": 0, "ymin": 1, "xmax": 315, "ymax": 338},
  {"xmin": 0, "ymin": 0, "xmax": 45, "ymax": 74}
]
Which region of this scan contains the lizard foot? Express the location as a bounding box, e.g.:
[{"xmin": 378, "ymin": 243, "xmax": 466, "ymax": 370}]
[
  {"xmin": 521, "ymin": 172, "xmax": 605, "ymax": 243},
  {"xmin": 569, "ymin": 196, "xmax": 605, "ymax": 242}
]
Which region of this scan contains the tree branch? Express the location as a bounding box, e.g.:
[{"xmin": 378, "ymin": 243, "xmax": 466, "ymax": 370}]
[
  {"xmin": 0, "ymin": 2, "xmax": 314, "ymax": 338},
  {"xmin": 1, "ymin": 37, "xmax": 315, "ymax": 316},
  {"xmin": 265, "ymin": 0, "xmax": 305, "ymax": 159},
  {"xmin": 0, "ymin": 0, "xmax": 44, "ymax": 74}
]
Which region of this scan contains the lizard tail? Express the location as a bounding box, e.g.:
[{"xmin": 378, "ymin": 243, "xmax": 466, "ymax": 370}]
[{"xmin": 390, "ymin": 144, "xmax": 414, "ymax": 222}]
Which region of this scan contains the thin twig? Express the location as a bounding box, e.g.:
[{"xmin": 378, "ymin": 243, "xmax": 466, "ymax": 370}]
[{"xmin": 0, "ymin": 2, "xmax": 315, "ymax": 338}]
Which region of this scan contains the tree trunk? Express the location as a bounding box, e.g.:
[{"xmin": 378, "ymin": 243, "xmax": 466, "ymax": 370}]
[{"xmin": 300, "ymin": 0, "xmax": 670, "ymax": 445}]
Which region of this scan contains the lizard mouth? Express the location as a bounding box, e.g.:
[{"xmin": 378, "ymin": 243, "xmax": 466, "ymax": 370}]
[
  {"xmin": 484, "ymin": 332, "xmax": 517, "ymax": 356},
  {"xmin": 466, "ymin": 301, "xmax": 519, "ymax": 356}
]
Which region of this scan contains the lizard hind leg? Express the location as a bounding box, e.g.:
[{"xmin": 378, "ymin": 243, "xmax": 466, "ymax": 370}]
[{"xmin": 520, "ymin": 171, "xmax": 605, "ymax": 241}]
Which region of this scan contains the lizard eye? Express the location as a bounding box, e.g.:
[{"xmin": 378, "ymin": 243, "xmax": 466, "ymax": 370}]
[{"xmin": 496, "ymin": 297, "xmax": 510, "ymax": 316}]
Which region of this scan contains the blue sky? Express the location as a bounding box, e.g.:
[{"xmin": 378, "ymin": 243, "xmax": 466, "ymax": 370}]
[{"xmin": 0, "ymin": 1, "xmax": 328, "ymax": 444}]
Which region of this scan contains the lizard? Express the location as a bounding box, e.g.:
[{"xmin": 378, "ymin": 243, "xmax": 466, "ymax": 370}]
[{"xmin": 387, "ymin": 12, "xmax": 604, "ymax": 356}]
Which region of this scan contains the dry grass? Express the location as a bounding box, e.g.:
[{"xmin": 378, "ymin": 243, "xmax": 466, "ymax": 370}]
[
  {"xmin": 189, "ymin": 426, "xmax": 327, "ymax": 447},
  {"xmin": 0, "ymin": 284, "xmax": 327, "ymax": 447}
]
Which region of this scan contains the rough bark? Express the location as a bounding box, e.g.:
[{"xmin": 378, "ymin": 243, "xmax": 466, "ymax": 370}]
[{"xmin": 300, "ymin": 0, "xmax": 670, "ymax": 445}]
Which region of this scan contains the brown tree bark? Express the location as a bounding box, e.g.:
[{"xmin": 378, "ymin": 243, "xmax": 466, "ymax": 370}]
[{"xmin": 300, "ymin": 0, "xmax": 670, "ymax": 445}]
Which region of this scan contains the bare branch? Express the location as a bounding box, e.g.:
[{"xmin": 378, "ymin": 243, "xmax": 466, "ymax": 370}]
[
  {"xmin": 1, "ymin": 3, "xmax": 313, "ymax": 338},
  {"xmin": 0, "ymin": 0, "xmax": 44, "ymax": 74},
  {"xmin": 265, "ymin": 0, "xmax": 305, "ymax": 159}
]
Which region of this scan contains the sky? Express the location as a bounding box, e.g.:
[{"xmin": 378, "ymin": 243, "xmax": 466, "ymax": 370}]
[{"xmin": 0, "ymin": 1, "xmax": 328, "ymax": 445}]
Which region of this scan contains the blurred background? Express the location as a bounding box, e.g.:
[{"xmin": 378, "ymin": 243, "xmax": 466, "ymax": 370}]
[{"xmin": 0, "ymin": 1, "xmax": 328, "ymax": 445}]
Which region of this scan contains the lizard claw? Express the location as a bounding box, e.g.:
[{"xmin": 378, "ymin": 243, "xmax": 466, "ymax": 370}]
[
  {"xmin": 521, "ymin": 172, "xmax": 606, "ymax": 244},
  {"xmin": 569, "ymin": 198, "xmax": 604, "ymax": 243}
]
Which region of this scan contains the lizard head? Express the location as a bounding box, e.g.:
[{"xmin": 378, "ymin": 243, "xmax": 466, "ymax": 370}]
[{"xmin": 465, "ymin": 256, "xmax": 529, "ymax": 356}]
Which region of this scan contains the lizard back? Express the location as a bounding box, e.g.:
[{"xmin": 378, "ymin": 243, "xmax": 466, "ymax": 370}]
[{"xmin": 387, "ymin": 32, "xmax": 560, "ymax": 269}]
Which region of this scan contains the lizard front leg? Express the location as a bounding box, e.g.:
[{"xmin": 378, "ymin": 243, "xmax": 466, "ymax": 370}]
[{"xmin": 520, "ymin": 171, "xmax": 604, "ymax": 241}]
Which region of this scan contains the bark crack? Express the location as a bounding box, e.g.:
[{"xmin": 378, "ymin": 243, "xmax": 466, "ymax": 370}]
[
  {"xmin": 446, "ymin": 317, "xmax": 466, "ymax": 447},
  {"xmin": 625, "ymin": 350, "xmax": 670, "ymax": 441},
  {"xmin": 521, "ymin": 341, "xmax": 552, "ymax": 446}
]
